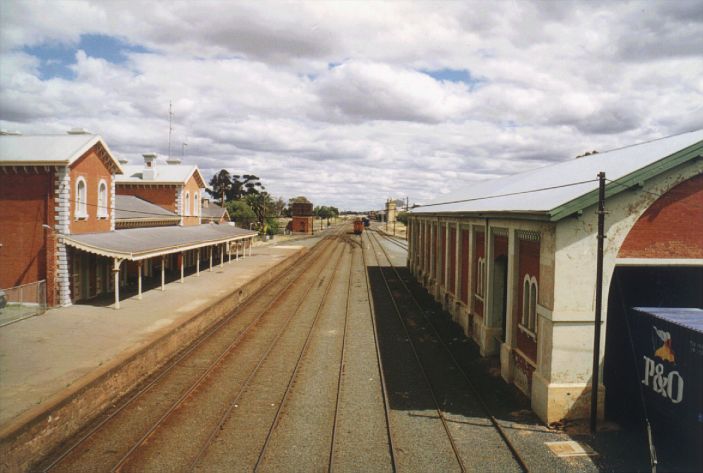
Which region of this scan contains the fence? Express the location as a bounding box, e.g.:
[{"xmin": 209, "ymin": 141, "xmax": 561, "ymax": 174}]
[{"xmin": 0, "ymin": 280, "xmax": 47, "ymax": 327}]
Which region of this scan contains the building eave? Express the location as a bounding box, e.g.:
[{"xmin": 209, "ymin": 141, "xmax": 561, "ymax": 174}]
[{"xmin": 548, "ymin": 140, "xmax": 703, "ymax": 221}]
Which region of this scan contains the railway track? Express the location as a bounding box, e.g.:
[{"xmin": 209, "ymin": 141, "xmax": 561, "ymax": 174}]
[
  {"xmin": 365, "ymin": 229, "xmax": 529, "ymax": 472},
  {"xmin": 39, "ymin": 229, "xmax": 346, "ymax": 472}
]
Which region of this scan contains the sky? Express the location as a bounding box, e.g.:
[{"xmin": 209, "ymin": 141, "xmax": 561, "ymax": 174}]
[{"xmin": 1, "ymin": 1, "xmax": 702, "ymax": 211}]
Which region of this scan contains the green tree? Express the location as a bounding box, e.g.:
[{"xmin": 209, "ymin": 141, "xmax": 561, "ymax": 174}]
[
  {"xmin": 207, "ymin": 170, "xmax": 232, "ymax": 205},
  {"xmin": 228, "ymin": 174, "xmax": 264, "ymax": 200},
  {"xmin": 224, "ymin": 200, "xmax": 256, "ymax": 229},
  {"xmin": 245, "ymin": 191, "xmax": 277, "ymax": 232}
]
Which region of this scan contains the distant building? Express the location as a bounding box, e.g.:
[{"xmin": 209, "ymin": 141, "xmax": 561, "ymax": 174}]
[
  {"xmin": 407, "ymin": 130, "xmax": 703, "ymax": 425},
  {"xmin": 290, "ymin": 201, "xmax": 314, "ymax": 234}
]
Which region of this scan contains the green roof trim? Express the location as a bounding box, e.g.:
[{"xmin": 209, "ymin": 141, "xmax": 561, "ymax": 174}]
[{"xmin": 548, "ymin": 138, "xmax": 703, "ymax": 222}]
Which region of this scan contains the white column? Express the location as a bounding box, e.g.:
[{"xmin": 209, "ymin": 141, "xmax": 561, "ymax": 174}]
[
  {"xmin": 220, "ymin": 244, "xmax": 224, "ymax": 268},
  {"xmin": 235, "ymin": 241, "xmax": 239, "ymax": 260},
  {"xmin": 209, "ymin": 247, "xmax": 213, "ymax": 271},
  {"xmin": 137, "ymin": 261, "xmax": 142, "ymax": 300},
  {"xmin": 113, "ymin": 258, "xmax": 122, "ymax": 309},
  {"xmin": 180, "ymin": 252, "xmax": 184, "ymax": 283},
  {"xmin": 228, "ymin": 242, "xmax": 232, "ymax": 263},
  {"xmin": 196, "ymin": 249, "xmax": 201, "ymax": 276},
  {"xmin": 249, "ymin": 238, "xmax": 253, "ymax": 257},
  {"xmin": 161, "ymin": 255, "xmax": 165, "ymax": 291}
]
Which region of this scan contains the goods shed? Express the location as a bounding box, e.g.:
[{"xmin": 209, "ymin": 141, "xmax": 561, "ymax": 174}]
[{"xmin": 406, "ymin": 130, "xmax": 703, "ymax": 424}]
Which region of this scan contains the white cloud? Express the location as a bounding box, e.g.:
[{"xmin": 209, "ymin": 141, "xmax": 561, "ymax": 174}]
[{"xmin": 1, "ymin": 0, "xmax": 702, "ymax": 210}]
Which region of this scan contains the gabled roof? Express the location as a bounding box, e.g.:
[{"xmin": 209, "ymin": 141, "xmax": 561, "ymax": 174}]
[
  {"xmin": 63, "ymin": 224, "xmax": 257, "ymax": 261},
  {"xmin": 411, "ymin": 129, "xmax": 703, "ymax": 221},
  {"xmin": 115, "ymin": 195, "xmax": 179, "ymax": 221},
  {"xmin": 0, "ymin": 134, "xmax": 123, "ymax": 174},
  {"xmin": 201, "ymin": 201, "xmax": 229, "ymax": 220},
  {"xmin": 116, "ymin": 163, "xmax": 207, "ymax": 187}
]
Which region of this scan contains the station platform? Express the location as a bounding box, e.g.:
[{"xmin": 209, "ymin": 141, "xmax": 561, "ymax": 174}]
[{"xmin": 0, "ymin": 235, "xmax": 320, "ymax": 467}]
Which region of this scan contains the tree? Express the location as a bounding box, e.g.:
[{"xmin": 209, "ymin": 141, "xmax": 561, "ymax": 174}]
[
  {"xmin": 225, "ymin": 200, "xmax": 257, "ymax": 229},
  {"xmin": 207, "ymin": 170, "xmax": 232, "ymax": 205},
  {"xmin": 228, "ymin": 174, "xmax": 264, "ymax": 201},
  {"xmin": 288, "ymin": 196, "xmax": 311, "ymax": 205},
  {"xmin": 245, "ymin": 191, "xmax": 277, "ymax": 232},
  {"xmin": 272, "ymin": 197, "xmax": 286, "ymax": 218}
]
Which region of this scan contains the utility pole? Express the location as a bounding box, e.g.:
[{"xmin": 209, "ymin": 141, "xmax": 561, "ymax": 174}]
[{"xmin": 590, "ymin": 171, "xmax": 606, "ymax": 435}]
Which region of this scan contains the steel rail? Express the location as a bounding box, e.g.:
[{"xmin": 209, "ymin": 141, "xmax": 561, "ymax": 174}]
[
  {"xmin": 106, "ymin": 234, "xmax": 342, "ymax": 473},
  {"xmin": 252, "ymin": 238, "xmax": 351, "ymax": 471},
  {"xmin": 327, "ymin": 236, "xmax": 354, "ymax": 472},
  {"xmin": 375, "ymin": 230, "xmax": 408, "ymax": 250},
  {"xmin": 41, "ymin": 234, "xmax": 336, "ymax": 473},
  {"xmin": 366, "ymin": 230, "xmax": 467, "ymax": 472},
  {"xmin": 189, "ymin": 230, "xmax": 347, "ymax": 471},
  {"xmin": 359, "ymin": 230, "xmax": 399, "ymax": 472},
  {"xmin": 369, "ymin": 230, "xmax": 530, "ymax": 473}
]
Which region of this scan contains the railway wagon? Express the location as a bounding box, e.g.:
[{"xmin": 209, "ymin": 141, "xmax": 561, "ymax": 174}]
[{"xmin": 353, "ymin": 218, "xmax": 364, "ymax": 235}]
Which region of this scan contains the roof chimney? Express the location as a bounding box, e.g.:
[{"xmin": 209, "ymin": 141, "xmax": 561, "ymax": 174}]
[
  {"xmin": 118, "ymin": 158, "xmax": 129, "ymax": 165},
  {"xmin": 166, "ymin": 157, "xmax": 182, "ymax": 165},
  {"xmin": 142, "ymin": 153, "xmax": 158, "ymax": 180},
  {"xmin": 67, "ymin": 127, "xmax": 90, "ymax": 135}
]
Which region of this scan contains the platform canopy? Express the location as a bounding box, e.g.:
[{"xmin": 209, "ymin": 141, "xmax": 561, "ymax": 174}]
[{"xmin": 62, "ymin": 224, "xmax": 257, "ymax": 261}]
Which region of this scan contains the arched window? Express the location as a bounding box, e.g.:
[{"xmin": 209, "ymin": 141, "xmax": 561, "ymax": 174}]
[
  {"xmin": 97, "ymin": 180, "xmax": 108, "ymax": 218},
  {"xmin": 477, "ymin": 257, "xmax": 486, "ymax": 297},
  {"xmin": 193, "ymin": 192, "xmax": 199, "ymax": 217},
  {"xmin": 185, "ymin": 191, "xmax": 190, "ymax": 216},
  {"xmin": 530, "ymin": 281, "xmax": 538, "ymax": 333},
  {"xmin": 520, "ymin": 274, "xmax": 539, "ymax": 335},
  {"xmin": 522, "ymin": 277, "xmax": 530, "ymax": 327},
  {"xmin": 75, "ymin": 176, "xmax": 87, "ymax": 219}
]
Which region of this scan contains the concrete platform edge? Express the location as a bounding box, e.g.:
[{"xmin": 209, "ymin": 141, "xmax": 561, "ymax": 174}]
[{"xmin": 0, "ymin": 246, "xmax": 307, "ymax": 472}]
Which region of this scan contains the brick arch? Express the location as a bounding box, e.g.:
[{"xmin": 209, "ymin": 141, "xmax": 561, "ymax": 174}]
[{"xmin": 618, "ymin": 173, "xmax": 703, "ymax": 259}]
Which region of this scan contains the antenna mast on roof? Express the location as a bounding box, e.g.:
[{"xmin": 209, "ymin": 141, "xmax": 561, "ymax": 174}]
[{"xmin": 168, "ymin": 101, "xmax": 173, "ymax": 160}]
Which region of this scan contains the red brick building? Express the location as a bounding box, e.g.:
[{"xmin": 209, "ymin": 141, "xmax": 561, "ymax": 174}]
[
  {"xmin": 1, "ymin": 132, "xmax": 256, "ymax": 309},
  {"xmin": 116, "ymin": 154, "xmax": 207, "ymax": 226},
  {"xmin": 407, "ymin": 130, "xmax": 703, "ymax": 424}
]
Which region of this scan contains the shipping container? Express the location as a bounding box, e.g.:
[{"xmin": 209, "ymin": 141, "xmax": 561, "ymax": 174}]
[{"xmin": 630, "ymin": 307, "xmax": 703, "ymax": 470}]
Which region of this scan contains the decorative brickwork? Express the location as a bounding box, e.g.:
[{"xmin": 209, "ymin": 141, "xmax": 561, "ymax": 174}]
[
  {"xmin": 55, "ymin": 166, "xmax": 71, "ymax": 306},
  {"xmin": 618, "ymin": 173, "xmax": 703, "ymax": 259}
]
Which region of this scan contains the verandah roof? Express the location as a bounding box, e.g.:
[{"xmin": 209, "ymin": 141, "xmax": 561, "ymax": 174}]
[{"xmin": 63, "ymin": 224, "xmax": 257, "ymax": 261}]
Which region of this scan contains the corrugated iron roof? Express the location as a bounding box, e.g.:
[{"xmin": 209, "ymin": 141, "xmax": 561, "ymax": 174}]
[
  {"xmin": 411, "ymin": 129, "xmax": 703, "ymax": 219},
  {"xmin": 633, "ymin": 307, "xmax": 703, "ymax": 334},
  {"xmin": 63, "ymin": 224, "xmax": 257, "ymax": 260},
  {"xmin": 115, "ymin": 195, "xmax": 178, "ymax": 220},
  {"xmin": 116, "ymin": 163, "xmax": 206, "ymax": 187},
  {"xmin": 201, "ymin": 202, "xmax": 228, "ymax": 219},
  {"xmin": 0, "ymin": 134, "xmax": 123, "ymax": 173}
]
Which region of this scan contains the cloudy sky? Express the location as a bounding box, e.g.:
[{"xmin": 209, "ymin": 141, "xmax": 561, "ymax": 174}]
[{"xmin": 1, "ymin": 1, "xmax": 702, "ymax": 210}]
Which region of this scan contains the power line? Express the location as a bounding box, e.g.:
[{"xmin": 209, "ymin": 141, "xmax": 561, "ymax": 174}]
[{"xmin": 411, "ymin": 178, "xmax": 598, "ymax": 209}]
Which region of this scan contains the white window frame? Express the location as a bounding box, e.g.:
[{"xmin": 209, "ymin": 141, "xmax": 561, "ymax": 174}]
[
  {"xmin": 475, "ymin": 256, "xmax": 486, "ymax": 299},
  {"xmin": 185, "ymin": 191, "xmax": 191, "ymax": 216},
  {"xmin": 193, "ymin": 192, "xmax": 199, "ymax": 217},
  {"xmin": 75, "ymin": 176, "xmax": 88, "ymax": 219},
  {"xmin": 97, "ymin": 179, "xmax": 108, "ymax": 218},
  {"xmin": 519, "ymin": 274, "xmax": 538, "ymax": 338}
]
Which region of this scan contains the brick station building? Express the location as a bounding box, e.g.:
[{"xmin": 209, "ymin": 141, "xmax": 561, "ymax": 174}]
[
  {"xmin": 406, "ymin": 130, "xmax": 703, "ymax": 424},
  {"xmin": 0, "ymin": 131, "xmax": 256, "ymax": 309}
]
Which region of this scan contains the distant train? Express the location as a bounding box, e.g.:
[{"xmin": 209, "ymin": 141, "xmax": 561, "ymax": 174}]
[{"xmin": 353, "ymin": 218, "xmax": 364, "ymax": 235}]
